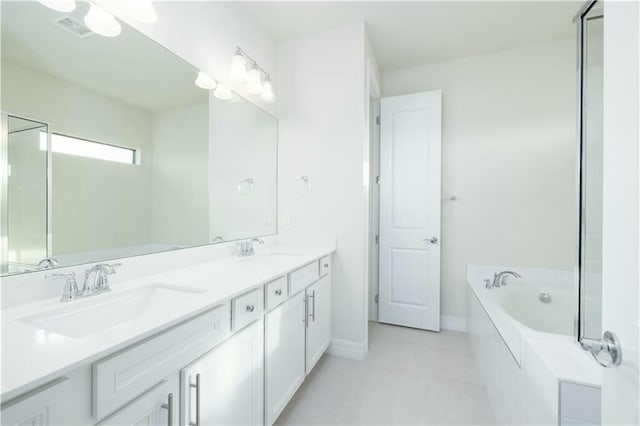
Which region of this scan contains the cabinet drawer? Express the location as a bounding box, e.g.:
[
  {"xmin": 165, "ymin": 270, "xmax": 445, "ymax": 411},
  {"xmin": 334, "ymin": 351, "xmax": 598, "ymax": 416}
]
[
  {"xmin": 289, "ymin": 261, "xmax": 320, "ymax": 295},
  {"xmin": 232, "ymin": 288, "xmax": 263, "ymax": 331},
  {"xmin": 265, "ymin": 276, "xmax": 288, "ymax": 311},
  {"xmin": 320, "ymin": 256, "xmax": 331, "ymax": 277},
  {"xmin": 93, "ymin": 304, "xmax": 230, "ymax": 421}
]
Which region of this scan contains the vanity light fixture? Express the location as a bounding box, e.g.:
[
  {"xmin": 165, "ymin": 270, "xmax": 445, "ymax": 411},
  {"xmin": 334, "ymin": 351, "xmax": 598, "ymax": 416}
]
[
  {"xmin": 84, "ymin": 3, "xmax": 121, "ymax": 37},
  {"xmin": 261, "ymin": 77, "xmax": 275, "ymax": 103},
  {"xmin": 214, "ymin": 84, "xmax": 233, "ymax": 100},
  {"xmin": 38, "ymin": 0, "xmax": 76, "ymax": 12},
  {"xmin": 195, "ymin": 71, "xmax": 217, "ymax": 90},
  {"xmin": 229, "ymin": 48, "xmax": 249, "ymax": 83},
  {"xmin": 231, "ymin": 46, "xmax": 275, "ymax": 102},
  {"xmin": 245, "ymin": 62, "xmax": 264, "ymax": 95}
]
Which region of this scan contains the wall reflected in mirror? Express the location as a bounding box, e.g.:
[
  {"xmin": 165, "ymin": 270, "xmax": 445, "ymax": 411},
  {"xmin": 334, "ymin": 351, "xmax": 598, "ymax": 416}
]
[
  {"xmin": 0, "ymin": 1, "xmax": 277, "ymax": 275},
  {"xmin": 578, "ymin": 3, "xmax": 604, "ymax": 341}
]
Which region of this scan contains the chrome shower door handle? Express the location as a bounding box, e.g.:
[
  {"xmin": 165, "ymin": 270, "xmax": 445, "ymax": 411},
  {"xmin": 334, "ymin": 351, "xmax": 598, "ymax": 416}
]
[{"xmin": 424, "ymin": 237, "xmax": 438, "ymax": 244}]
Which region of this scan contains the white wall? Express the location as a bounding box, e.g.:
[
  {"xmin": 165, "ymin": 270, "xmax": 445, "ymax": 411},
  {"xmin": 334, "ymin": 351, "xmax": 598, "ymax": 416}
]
[
  {"xmin": 601, "ymin": 1, "xmax": 639, "ymax": 423},
  {"xmin": 121, "ymin": 1, "xmax": 278, "ymax": 116},
  {"xmin": 150, "ymin": 103, "xmax": 209, "ymax": 246},
  {"xmin": 209, "ymin": 96, "xmax": 278, "ymax": 241},
  {"xmin": 1, "ymin": 61, "xmax": 154, "ymax": 256},
  {"xmin": 278, "ymin": 23, "xmax": 378, "ymax": 355},
  {"xmin": 382, "ymin": 39, "xmax": 577, "ymax": 319}
]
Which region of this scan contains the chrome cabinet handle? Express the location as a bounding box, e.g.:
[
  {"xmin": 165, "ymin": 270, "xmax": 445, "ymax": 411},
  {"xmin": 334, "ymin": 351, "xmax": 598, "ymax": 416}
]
[
  {"xmin": 189, "ymin": 374, "xmax": 200, "ymax": 426},
  {"xmin": 424, "ymin": 237, "xmax": 438, "ymax": 244},
  {"xmin": 304, "ymin": 296, "xmax": 308, "ymax": 328},
  {"xmin": 309, "ymin": 290, "xmax": 316, "ymax": 322},
  {"xmin": 246, "ymin": 304, "xmax": 255, "ymax": 312},
  {"xmin": 161, "ymin": 392, "xmax": 173, "ymax": 426},
  {"xmin": 275, "ymin": 289, "xmax": 282, "ymax": 296}
]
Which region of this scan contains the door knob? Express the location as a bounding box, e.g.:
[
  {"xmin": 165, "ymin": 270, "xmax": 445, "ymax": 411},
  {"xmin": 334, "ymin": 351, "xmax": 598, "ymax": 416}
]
[
  {"xmin": 424, "ymin": 237, "xmax": 438, "ymax": 244},
  {"xmin": 582, "ymin": 331, "xmax": 622, "ymax": 367}
]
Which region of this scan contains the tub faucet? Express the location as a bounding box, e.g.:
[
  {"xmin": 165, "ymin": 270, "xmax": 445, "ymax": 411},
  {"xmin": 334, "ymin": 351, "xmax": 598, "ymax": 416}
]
[{"xmin": 492, "ymin": 270, "xmax": 521, "ymax": 288}]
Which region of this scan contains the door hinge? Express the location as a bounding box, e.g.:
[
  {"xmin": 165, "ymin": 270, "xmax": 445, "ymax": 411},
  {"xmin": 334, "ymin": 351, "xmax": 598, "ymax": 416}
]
[
  {"xmin": 375, "ymin": 294, "xmax": 379, "ymax": 303},
  {"xmin": 376, "ymin": 176, "xmax": 380, "ymax": 185},
  {"xmin": 376, "ymin": 116, "xmax": 380, "ymax": 125},
  {"xmin": 375, "ymin": 234, "xmax": 379, "ymax": 244}
]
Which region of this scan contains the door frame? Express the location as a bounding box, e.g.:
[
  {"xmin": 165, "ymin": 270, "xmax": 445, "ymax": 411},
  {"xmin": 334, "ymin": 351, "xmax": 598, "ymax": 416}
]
[{"xmin": 364, "ymin": 58, "xmax": 381, "ymax": 344}]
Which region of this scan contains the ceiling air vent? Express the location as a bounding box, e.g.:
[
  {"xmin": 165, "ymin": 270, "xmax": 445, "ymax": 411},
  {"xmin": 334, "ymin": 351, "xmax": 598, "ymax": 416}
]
[{"xmin": 53, "ymin": 16, "xmax": 95, "ymax": 38}]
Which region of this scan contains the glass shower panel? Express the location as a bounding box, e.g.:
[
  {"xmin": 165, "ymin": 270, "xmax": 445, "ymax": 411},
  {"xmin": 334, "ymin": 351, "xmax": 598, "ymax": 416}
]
[
  {"xmin": 2, "ymin": 115, "xmax": 48, "ymax": 273},
  {"xmin": 579, "ymin": 8, "xmax": 604, "ymax": 341}
]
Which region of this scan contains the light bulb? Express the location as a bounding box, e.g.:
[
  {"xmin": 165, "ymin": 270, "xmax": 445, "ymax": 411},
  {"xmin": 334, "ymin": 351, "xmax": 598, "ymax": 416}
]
[
  {"xmin": 229, "ymin": 50, "xmax": 248, "ymax": 83},
  {"xmin": 84, "ymin": 4, "xmax": 121, "ymax": 37},
  {"xmin": 261, "ymin": 78, "xmax": 275, "ymax": 103},
  {"xmin": 245, "ymin": 63, "xmax": 264, "ymax": 95},
  {"xmin": 214, "ymin": 84, "xmax": 233, "ymax": 100},
  {"xmin": 38, "ymin": 0, "xmax": 76, "ymax": 12},
  {"xmin": 195, "ymin": 71, "xmax": 217, "ymax": 90}
]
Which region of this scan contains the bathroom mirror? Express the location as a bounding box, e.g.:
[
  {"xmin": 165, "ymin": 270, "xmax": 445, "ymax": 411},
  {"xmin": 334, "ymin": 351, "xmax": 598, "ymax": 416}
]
[
  {"xmin": 577, "ymin": 1, "xmax": 604, "ymax": 343},
  {"xmin": 0, "ymin": 1, "xmax": 277, "ymax": 275}
]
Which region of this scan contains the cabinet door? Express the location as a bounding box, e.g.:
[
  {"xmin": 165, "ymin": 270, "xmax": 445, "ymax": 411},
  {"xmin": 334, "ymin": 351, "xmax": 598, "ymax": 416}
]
[
  {"xmin": 265, "ymin": 292, "xmax": 306, "ymax": 425},
  {"xmin": 182, "ymin": 320, "xmax": 264, "ymax": 426},
  {"xmin": 0, "ymin": 370, "xmax": 91, "ymax": 426},
  {"xmin": 97, "ymin": 374, "xmax": 178, "ymax": 426},
  {"xmin": 305, "ymin": 275, "xmax": 331, "ymax": 373}
]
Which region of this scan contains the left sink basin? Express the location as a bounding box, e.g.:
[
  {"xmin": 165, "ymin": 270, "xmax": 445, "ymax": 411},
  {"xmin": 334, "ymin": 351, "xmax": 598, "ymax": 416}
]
[{"xmin": 17, "ymin": 283, "xmax": 207, "ymax": 338}]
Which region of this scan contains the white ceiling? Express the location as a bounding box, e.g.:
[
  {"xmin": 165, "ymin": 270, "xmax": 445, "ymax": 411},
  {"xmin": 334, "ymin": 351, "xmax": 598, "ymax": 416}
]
[
  {"xmin": 1, "ymin": 1, "xmax": 207, "ymax": 112},
  {"xmin": 238, "ymin": 1, "xmax": 578, "ymax": 71}
]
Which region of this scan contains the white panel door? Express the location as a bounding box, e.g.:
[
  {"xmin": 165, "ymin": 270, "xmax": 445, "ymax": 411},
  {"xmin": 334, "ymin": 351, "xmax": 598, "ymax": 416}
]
[
  {"xmin": 379, "ymin": 91, "xmax": 442, "ymax": 331},
  {"xmin": 265, "ymin": 292, "xmax": 306, "ymax": 425},
  {"xmin": 181, "ymin": 320, "xmax": 264, "ymax": 426}
]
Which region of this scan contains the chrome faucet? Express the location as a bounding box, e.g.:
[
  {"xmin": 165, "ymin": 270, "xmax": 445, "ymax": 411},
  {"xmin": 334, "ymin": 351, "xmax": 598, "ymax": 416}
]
[
  {"xmin": 84, "ymin": 263, "xmax": 121, "ymax": 296},
  {"xmin": 491, "ymin": 270, "xmax": 521, "ymax": 288},
  {"xmin": 45, "ymin": 262, "xmax": 121, "ymax": 302},
  {"xmin": 237, "ymin": 238, "xmax": 265, "ymax": 257}
]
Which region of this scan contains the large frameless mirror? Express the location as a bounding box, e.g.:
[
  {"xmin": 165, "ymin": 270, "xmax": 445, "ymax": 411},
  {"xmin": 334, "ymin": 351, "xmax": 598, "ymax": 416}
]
[
  {"xmin": 576, "ymin": 0, "xmax": 604, "ymax": 344},
  {"xmin": 0, "ymin": 1, "xmax": 277, "ymax": 276}
]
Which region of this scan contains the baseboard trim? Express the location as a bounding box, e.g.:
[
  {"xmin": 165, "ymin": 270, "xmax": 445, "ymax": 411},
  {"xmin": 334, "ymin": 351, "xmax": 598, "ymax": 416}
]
[
  {"xmin": 328, "ymin": 337, "xmax": 367, "ymax": 360},
  {"xmin": 441, "ymin": 315, "xmax": 467, "ymax": 332}
]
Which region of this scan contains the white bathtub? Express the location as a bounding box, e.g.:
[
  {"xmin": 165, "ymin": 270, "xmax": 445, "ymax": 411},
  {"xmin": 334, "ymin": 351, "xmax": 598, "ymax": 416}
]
[{"xmin": 467, "ymin": 265, "xmax": 602, "ymax": 425}]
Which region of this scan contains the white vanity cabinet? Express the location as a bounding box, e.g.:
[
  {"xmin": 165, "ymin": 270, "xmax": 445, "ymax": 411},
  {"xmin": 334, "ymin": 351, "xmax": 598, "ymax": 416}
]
[
  {"xmin": 0, "ymin": 370, "xmax": 91, "ymax": 426},
  {"xmin": 181, "ymin": 319, "xmax": 264, "ymax": 426},
  {"xmin": 97, "ymin": 375, "xmax": 179, "ymax": 426},
  {"xmin": 1, "ymin": 252, "xmax": 334, "ymax": 426},
  {"xmin": 305, "ymin": 274, "xmax": 331, "ymax": 372},
  {"xmin": 265, "ymin": 291, "xmax": 307, "ymax": 425}
]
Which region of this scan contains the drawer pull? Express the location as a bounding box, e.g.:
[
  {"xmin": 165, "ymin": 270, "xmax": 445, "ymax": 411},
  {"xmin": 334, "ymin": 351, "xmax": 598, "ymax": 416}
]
[
  {"xmin": 323, "ymin": 263, "xmax": 329, "ymax": 268},
  {"xmin": 161, "ymin": 392, "xmax": 173, "ymax": 426},
  {"xmin": 189, "ymin": 373, "xmax": 200, "ymax": 426},
  {"xmin": 246, "ymin": 304, "xmax": 255, "ymax": 312},
  {"xmin": 275, "ymin": 289, "xmax": 283, "ymax": 296}
]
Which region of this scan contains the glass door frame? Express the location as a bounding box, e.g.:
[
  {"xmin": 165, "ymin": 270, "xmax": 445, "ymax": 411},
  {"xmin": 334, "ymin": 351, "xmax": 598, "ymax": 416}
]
[
  {"xmin": 575, "ymin": 0, "xmax": 604, "ymax": 349},
  {"xmin": 0, "ymin": 111, "xmax": 52, "ymax": 274}
]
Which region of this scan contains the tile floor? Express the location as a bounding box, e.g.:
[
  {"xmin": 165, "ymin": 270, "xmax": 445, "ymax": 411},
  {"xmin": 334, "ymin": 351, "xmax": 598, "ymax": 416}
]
[{"xmin": 276, "ymin": 322, "xmax": 496, "ymax": 426}]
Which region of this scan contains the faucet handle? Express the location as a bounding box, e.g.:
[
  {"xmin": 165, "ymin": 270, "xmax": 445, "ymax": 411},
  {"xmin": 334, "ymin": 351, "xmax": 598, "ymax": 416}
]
[{"xmin": 46, "ymin": 272, "xmax": 79, "ymax": 302}]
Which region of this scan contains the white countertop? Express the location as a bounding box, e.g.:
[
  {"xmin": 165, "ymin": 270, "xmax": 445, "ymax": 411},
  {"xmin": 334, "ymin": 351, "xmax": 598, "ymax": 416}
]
[{"xmin": 1, "ymin": 244, "xmax": 335, "ymax": 402}]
